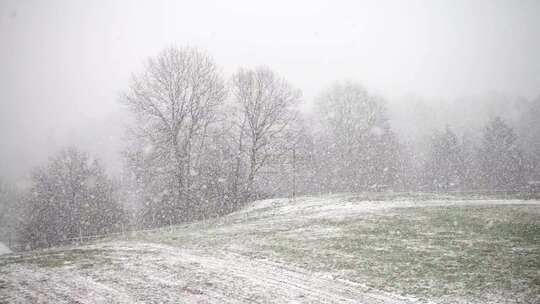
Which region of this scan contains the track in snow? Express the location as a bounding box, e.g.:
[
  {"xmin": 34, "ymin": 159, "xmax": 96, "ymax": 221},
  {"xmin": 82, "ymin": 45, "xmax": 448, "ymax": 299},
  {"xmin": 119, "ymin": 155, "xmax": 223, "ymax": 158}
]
[{"xmin": 1, "ymin": 241, "xmax": 417, "ymax": 304}]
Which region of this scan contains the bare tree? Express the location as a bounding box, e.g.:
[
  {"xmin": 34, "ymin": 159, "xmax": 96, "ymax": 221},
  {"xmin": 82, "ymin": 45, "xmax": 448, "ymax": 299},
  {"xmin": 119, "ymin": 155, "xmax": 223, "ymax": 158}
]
[
  {"xmin": 18, "ymin": 148, "xmax": 124, "ymax": 249},
  {"xmin": 0, "ymin": 180, "xmax": 20, "ymax": 249},
  {"xmin": 313, "ymin": 82, "xmax": 400, "ymax": 192},
  {"xmin": 315, "ymin": 82, "xmax": 383, "ymax": 148},
  {"xmin": 122, "ymin": 46, "xmax": 227, "ymax": 224},
  {"xmin": 230, "ymin": 67, "xmax": 301, "ymax": 202}
]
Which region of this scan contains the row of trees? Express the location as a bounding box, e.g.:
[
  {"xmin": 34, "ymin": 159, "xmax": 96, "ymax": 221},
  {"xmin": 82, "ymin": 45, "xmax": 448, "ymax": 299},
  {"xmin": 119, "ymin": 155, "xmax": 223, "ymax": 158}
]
[
  {"xmin": 8, "ymin": 46, "xmax": 538, "ymax": 249},
  {"xmin": 121, "ymin": 46, "xmax": 536, "ymax": 230},
  {"xmin": 423, "ymin": 117, "xmax": 528, "ymax": 191},
  {"xmin": 121, "ymin": 47, "xmax": 301, "ymax": 227},
  {"xmin": 17, "ymin": 149, "xmax": 124, "ymax": 249},
  {"xmin": 285, "ymin": 90, "xmax": 532, "ymax": 195}
]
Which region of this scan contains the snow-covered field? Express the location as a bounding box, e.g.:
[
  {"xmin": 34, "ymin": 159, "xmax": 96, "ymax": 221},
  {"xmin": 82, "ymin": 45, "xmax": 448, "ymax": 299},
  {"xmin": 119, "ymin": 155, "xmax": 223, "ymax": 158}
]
[
  {"xmin": 1, "ymin": 194, "xmax": 539, "ymax": 303},
  {"xmin": 0, "ymin": 242, "xmax": 416, "ymax": 304}
]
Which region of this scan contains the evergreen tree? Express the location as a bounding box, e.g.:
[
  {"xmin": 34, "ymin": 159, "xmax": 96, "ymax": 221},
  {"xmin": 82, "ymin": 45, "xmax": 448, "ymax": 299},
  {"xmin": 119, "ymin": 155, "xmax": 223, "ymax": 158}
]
[
  {"xmin": 460, "ymin": 131, "xmax": 480, "ymax": 190},
  {"xmin": 514, "ymin": 96, "xmax": 540, "ymax": 181},
  {"xmin": 425, "ymin": 126, "xmax": 463, "ymax": 191},
  {"xmin": 479, "ymin": 117, "xmax": 525, "ymax": 190}
]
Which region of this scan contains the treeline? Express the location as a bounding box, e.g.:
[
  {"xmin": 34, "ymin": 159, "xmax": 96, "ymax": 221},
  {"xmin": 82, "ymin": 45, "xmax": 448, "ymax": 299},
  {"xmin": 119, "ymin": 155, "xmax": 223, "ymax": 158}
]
[
  {"xmin": 275, "ymin": 88, "xmax": 537, "ymax": 195},
  {"xmin": 421, "ymin": 118, "xmax": 529, "ymax": 191},
  {"xmin": 4, "ymin": 46, "xmax": 539, "ymax": 250}
]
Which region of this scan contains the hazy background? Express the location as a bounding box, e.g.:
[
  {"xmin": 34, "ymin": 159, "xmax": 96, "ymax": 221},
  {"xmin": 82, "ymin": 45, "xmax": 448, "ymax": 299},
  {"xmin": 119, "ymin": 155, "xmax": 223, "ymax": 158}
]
[{"xmin": 1, "ymin": 0, "xmax": 539, "ymax": 183}]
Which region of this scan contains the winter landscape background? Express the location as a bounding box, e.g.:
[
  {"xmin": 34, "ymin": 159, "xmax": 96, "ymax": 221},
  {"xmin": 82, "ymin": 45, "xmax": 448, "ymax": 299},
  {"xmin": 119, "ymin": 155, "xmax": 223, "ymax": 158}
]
[{"xmin": 0, "ymin": 1, "xmax": 539, "ymax": 303}]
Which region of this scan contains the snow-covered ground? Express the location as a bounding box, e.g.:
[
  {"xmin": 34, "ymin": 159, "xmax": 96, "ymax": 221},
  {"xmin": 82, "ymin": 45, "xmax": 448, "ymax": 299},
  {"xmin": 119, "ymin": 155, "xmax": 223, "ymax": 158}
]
[
  {"xmin": 0, "ymin": 242, "xmax": 11, "ymax": 255},
  {"xmin": 1, "ymin": 194, "xmax": 539, "ymax": 303},
  {"xmin": 0, "ymin": 241, "xmax": 417, "ymax": 304}
]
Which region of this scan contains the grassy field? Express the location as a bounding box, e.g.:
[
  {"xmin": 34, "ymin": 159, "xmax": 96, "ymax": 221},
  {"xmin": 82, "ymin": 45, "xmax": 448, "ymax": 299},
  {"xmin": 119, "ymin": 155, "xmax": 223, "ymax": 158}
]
[
  {"xmin": 256, "ymin": 205, "xmax": 540, "ymax": 302},
  {"xmin": 1, "ymin": 194, "xmax": 539, "ymax": 303}
]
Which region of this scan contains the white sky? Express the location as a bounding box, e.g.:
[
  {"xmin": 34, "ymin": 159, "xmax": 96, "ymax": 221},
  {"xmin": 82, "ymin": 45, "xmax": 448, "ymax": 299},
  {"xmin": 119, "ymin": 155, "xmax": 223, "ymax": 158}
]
[{"xmin": 1, "ymin": 0, "xmax": 539, "ymax": 181}]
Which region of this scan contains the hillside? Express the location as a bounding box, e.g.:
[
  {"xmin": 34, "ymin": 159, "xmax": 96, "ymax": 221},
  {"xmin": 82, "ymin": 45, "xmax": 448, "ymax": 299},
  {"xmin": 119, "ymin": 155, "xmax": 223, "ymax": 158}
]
[{"xmin": 1, "ymin": 194, "xmax": 539, "ymax": 303}]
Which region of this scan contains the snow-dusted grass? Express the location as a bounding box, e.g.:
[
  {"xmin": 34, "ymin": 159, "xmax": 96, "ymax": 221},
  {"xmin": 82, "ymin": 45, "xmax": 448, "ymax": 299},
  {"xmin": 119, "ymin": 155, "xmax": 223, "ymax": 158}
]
[
  {"xmin": 256, "ymin": 205, "xmax": 540, "ymax": 303},
  {"xmin": 0, "ymin": 242, "xmax": 414, "ymax": 303},
  {"xmin": 1, "ymin": 194, "xmax": 539, "ymax": 303}
]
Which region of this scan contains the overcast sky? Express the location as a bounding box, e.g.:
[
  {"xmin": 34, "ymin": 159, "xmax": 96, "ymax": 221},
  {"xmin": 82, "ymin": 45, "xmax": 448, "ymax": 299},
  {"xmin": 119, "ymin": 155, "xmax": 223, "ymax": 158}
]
[{"xmin": 1, "ymin": 0, "xmax": 539, "ymax": 181}]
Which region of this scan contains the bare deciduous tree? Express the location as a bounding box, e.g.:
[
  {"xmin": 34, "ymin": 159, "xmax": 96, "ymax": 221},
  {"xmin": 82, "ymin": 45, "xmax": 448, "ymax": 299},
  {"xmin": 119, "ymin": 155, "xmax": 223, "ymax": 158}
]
[
  {"xmin": 0, "ymin": 180, "xmax": 20, "ymax": 248},
  {"xmin": 230, "ymin": 67, "xmax": 301, "ymax": 201},
  {"xmin": 313, "ymin": 82, "xmax": 400, "ymax": 192},
  {"xmin": 122, "ymin": 46, "xmax": 227, "ymax": 224},
  {"xmin": 315, "ymin": 82, "xmax": 382, "ymax": 147},
  {"xmin": 18, "ymin": 148, "xmax": 123, "ymax": 249}
]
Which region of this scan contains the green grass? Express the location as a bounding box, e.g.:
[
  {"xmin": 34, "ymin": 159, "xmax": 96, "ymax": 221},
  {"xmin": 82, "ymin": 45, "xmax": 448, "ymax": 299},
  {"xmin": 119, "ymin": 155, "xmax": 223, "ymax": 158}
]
[
  {"xmin": 0, "ymin": 248, "xmax": 110, "ymax": 269},
  {"xmin": 126, "ymin": 199, "xmax": 540, "ymax": 301},
  {"xmin": 110, "ymin": 200, "xmax": 540, "ymax": 302},
  {"xmin": 6, "ymin": 197, "xmax": 536, "ymax": 303},
  {"xmin": 257, "ymin": 205, "xmax": 540, "ymax": 301}
]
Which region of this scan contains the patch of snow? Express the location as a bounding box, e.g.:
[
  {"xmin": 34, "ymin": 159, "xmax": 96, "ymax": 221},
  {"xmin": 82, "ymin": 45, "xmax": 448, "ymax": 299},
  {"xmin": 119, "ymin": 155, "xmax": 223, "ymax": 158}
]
[{"xmin": 0, "ymin": 242, "xmax": 12, "ymax": 255}]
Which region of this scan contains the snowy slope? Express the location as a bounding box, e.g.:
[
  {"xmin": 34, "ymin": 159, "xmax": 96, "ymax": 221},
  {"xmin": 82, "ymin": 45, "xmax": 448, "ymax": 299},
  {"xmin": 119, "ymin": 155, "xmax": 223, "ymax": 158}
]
[
  {"xmin": 1, "ymin": 194, "xmax": 539, "ymax": 304},
  {"xmin": 1, "ymin": 241, "xmax": 417, "ymax": 304}
]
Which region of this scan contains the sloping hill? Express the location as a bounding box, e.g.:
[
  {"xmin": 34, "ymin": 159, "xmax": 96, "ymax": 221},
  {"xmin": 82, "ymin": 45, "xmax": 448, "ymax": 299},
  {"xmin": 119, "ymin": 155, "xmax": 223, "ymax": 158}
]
[{"xmin": 1, "ymin": 194, "xmax": 539, "ymax": 303}]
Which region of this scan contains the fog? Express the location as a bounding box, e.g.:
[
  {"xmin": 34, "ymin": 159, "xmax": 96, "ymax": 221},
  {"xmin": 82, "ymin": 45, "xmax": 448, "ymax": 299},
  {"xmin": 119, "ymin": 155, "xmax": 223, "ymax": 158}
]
[{"xmin": 1, "ymin": 0, "xmax": 540, "ymax": 182}]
